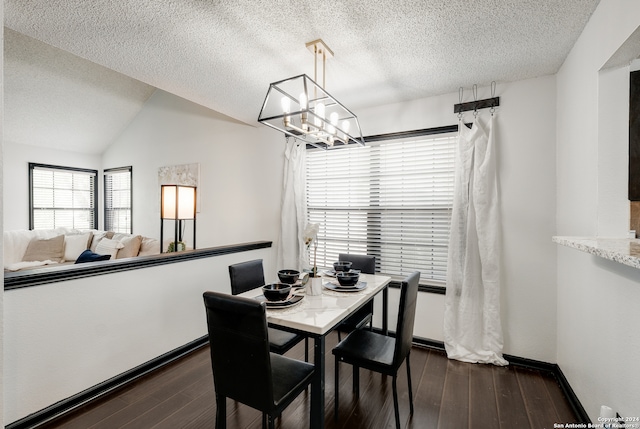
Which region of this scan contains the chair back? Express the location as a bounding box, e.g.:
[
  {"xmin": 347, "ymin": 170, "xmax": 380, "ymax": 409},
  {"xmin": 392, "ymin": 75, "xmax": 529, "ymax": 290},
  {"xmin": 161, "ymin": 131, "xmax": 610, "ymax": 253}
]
[
  {"xmin": 229, "ymin": 259, "xmax": 265, "ymax": 295},
  {"xmin": 203, "ymin": 291, "xmax": 274, "ymax": 412},
  {"xmin": 338, "ymin": 253, "xmax": 375, "ymax": 274},
  {"xmin": 393, "ymin": 271, "xmax": 421, "ymax": 366}
]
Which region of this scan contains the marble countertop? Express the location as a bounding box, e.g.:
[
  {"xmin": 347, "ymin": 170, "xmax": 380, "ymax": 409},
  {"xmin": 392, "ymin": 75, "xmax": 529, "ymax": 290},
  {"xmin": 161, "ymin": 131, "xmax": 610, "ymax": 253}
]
[
  {"xmin": 552, "ymin": 236, "xmax": 640, "ymax": 269},
  {"xmin": 240, "ymin": 273, "xmax": 392, "ymax": 335}
]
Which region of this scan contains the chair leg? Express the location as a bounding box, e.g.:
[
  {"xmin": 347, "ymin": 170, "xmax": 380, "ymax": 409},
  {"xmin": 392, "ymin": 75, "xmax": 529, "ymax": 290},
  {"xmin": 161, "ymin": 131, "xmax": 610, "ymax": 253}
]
[
  {"xmin": 305, "ymin": 337, "xmax": 309, "ymax": 362},
  {"xmin": 392, "ymin": 376, "xmax": 401, "ymax": 429},
  {"xmin": 338, "ymin": 330, "xmax": 342, "ymax": 341},
  {"xmin": 352, "ymin": 366, "xmax": 359, "ymax": 396},
  {"xmin": 406, "ymin": 354, "xmax": 414, "ymax": 415},
  {"xmin": 261, "ymin": 413, "xmax": 267, "ymax": 429},
  {"xmin": 215, "ymin": 394, "xmax": 226, "ymax": 429},
  {"xmin": 268, "ymin": 414, "xmax": 275, "ymax": 429},
  {"xmin": 334, "ymin": 356, "xmax": 340, "ymax": 424}
]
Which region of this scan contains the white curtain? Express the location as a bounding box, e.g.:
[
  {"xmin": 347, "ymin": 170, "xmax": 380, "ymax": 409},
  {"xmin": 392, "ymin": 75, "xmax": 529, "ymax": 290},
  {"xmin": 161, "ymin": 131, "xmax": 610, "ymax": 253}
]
[
  {"xmin": 277, "ymin": 138, "xmax": 308, "ymax": 270},
  {"xmin": 444, "ymin": 115, "xmax": 507, "ymax": 366}
]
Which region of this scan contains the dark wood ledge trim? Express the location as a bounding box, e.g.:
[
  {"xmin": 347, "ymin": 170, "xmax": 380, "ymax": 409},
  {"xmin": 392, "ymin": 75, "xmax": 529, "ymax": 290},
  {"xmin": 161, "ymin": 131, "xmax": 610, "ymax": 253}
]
[
  {"xmin": 388, "ymin": 279, "xmax": 446, "ymax": 295},
  {"xmin": 411, "ymin": 337, "xmax": 591, "ymax": 424},
  {"xmin": 6, "ymin": 336, "xmax": 209, "ymax": 429},
  {"xmin": 4, "ymin": 241, "xmax": 272, "ymax": 291}
]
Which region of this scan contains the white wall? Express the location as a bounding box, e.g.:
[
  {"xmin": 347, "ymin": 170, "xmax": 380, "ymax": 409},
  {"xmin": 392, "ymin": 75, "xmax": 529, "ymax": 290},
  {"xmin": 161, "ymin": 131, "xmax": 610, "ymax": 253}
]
[
  {"xmin": 3, "ymin": 89, "xmax": 289, "ymax": 424},
  {"xmin": 2, "ymin": 143, "xmax": 101, "ymax": 231},
  {"xmin": 360, "ymin": 75, "xmax": 558, "ymax": 362},
  {"xmin": 1, "ymin": 6, "xmax": 5, "ymax": 427},
  {"xmin": 4, "ymin": 247, "xmax": 273, "ymax": 423},
  {"xmin": 101, "ymin": 90, "xmax": 285, "ymax": 250},
  {"xmin": 556, "ymin": 0, "xmax": 640, "ymax": 421}
]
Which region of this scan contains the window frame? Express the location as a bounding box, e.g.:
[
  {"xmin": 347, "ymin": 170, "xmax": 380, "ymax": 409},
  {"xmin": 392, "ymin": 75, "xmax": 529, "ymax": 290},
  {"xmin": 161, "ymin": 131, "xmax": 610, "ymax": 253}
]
[
  {"xmin": 104, "ymin": 166, "xmax": 133, "ymax": 234},
  {"xmin": 28, "ymin": 162, "xmax": 99, "ymax": 230},
  {"xmin": 305, "ymin": 124, "xmax": 459, "ymax": 288}
]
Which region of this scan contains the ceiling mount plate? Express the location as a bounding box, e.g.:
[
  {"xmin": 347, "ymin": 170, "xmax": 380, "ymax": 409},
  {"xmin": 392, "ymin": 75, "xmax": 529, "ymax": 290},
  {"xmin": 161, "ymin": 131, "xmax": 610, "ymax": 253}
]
[{"xmin": 305, "ymin": 39, "xmax": 334, "ymax": 59}]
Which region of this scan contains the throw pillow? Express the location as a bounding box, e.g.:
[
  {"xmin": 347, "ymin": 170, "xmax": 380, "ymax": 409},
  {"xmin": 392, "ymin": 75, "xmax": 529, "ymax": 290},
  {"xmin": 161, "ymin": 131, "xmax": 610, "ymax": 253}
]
[
  {"xmin": 75, "ymin": 249, "xmax": 111, "ymax": 264},
  {"xmin": 95, "ymin": 238, "xmax": 125, "ymax": 260},
  {"xmin": 116, "ymin": 235, "xmax": 143, "ymax": 259},
  {"xmin": 64, "ymin": 232, "xmax": 92, "ymax": 262},
  {"xmin": 90, "ymin": 231, "xmax": 115, "ymax": 252},
  {"xmin": 22, "ymin": 235, "xmax": 65, "ymax": 262},
  {"xmin": 138, "ymin": 237, "xmax": 160, "ymax": 256}
]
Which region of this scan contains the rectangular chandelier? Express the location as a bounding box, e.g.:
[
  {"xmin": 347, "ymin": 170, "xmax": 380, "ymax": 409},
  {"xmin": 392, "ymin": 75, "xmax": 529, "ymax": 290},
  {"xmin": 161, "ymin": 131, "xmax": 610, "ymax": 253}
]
[{"xmin": 257, "ymin": 73, "xmax": 365, "ymax": 149}]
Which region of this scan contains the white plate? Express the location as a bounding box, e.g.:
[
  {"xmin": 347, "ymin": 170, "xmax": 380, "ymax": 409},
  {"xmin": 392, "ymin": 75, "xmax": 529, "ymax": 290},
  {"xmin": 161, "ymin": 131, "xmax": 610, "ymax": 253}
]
[
  {"xmin": 323, "ymin": 269, "xmax": 361, "ymax": 277},
  {"xmin": 323, "ymin": 281, "xmax": 367, "ymax": 292},
  {"xmin": 254, "ymin": 294, "xmax": 304, "ymax": 308}
]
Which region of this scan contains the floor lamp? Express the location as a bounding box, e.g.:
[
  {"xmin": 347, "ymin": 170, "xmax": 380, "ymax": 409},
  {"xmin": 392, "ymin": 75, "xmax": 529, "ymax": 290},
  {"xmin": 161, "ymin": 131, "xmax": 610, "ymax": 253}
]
[{"xmin": 160, "ymin": 184, "xmax": 197, "ymax": 253}]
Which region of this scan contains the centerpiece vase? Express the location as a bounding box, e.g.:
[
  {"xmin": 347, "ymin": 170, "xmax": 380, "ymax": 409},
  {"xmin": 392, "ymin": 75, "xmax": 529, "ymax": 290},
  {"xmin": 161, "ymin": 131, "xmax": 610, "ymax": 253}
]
[{"xmin": 308, "ymin": 273, "xmax": 323, "ymax": 296}]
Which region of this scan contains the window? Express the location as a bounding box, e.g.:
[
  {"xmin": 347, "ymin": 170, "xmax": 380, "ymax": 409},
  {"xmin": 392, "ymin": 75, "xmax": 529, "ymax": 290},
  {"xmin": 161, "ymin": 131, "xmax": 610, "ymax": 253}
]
[
  {"xmin": 29, "ymin": 163, "xmax": 98, "ymax": 230},
  {"xmin": 104, "ymin": 166, "xmax": 133, "ymax": 234},
  {"xmin": 306, "ymin": 128, "xmax": 456, "ymax": 285}
]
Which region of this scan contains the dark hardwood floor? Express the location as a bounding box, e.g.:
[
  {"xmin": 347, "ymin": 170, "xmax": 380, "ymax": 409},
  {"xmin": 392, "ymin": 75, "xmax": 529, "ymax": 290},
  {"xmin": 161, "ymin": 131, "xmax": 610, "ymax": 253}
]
[{"xmin": 41, "ymin": 332, "xmax": 579, "ymax": 429}]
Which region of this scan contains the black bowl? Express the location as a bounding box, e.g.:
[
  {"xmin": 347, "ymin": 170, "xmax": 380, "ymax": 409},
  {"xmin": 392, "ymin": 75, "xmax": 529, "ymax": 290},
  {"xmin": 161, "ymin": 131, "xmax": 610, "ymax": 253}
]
[
  {"xmin": 262, "ymin": 283, "xmax": 292, "ymax": 302},
  {"xmin": 333, "ymin": 261, "xmax": 353, "ymax": 272},
  {"xmin": 277, "ymin": 269, "xmax": 300, "ymax": 284},
  {"xmin": 336, "ymin": 271, "xmax": 360, "ymax": 286}
]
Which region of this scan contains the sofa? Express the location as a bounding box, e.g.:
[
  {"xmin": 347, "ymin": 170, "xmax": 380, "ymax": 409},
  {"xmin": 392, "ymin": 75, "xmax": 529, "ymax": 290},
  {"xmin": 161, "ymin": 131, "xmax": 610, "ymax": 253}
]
[{"xmin": 3, "ymin": 228, "xmax": 160, "ymax": 271}]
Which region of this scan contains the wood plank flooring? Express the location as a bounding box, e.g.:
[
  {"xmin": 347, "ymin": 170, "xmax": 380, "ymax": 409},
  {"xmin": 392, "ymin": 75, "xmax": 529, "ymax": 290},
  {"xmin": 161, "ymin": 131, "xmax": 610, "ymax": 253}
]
[{"xmin": 40, "ymin": 332, "xmax": 580, "ymax": 429}]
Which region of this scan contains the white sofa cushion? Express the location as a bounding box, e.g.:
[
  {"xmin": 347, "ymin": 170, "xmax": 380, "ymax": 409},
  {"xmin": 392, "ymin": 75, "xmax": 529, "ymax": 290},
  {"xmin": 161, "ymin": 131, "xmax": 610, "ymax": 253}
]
[
  {"xmin": 64, "ymin": 233, "xmax": 93, "ymax": 262},
  {"xmin": 3, "ymin": 228, "xmax": 69, "ymax": 267},
  {"xmin": 4, "ymin": 230, "xmax": 38, "ymax": 267},
  {"xmin": 95, "ymin": 238, "xmax": 124, "ymax": 260},
  {"xmin": 89, "ymin": 230, "xmax": 115, "ymax": 252}
]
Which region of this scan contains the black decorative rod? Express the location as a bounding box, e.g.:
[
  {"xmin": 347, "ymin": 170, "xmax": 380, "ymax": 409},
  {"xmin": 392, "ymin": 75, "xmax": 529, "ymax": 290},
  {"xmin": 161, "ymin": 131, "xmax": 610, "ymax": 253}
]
[{"xmin": 453, "ymin": 96, "xmax": 500, "ymax": 114}]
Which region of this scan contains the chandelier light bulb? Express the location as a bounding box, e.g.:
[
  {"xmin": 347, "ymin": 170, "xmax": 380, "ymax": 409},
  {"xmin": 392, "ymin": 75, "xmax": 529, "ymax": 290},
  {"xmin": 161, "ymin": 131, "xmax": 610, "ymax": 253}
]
[
  {"xmin": 342, "ymin": 120, "xmax": 350, "ymax": 143},
  {"xmin": 315, "ymin": 102, "xmax": 325, "ymax": 128},
  {"xmin": 281, "ymin": 97, "xmax": 291, "ymax": 113},
  {"xmin": 328, "ymin": 112, "xmax": 338, "ymax": 134},
  {"xmin": 281, "ymin": 97, "xmax": 291, "ymax": 127}
]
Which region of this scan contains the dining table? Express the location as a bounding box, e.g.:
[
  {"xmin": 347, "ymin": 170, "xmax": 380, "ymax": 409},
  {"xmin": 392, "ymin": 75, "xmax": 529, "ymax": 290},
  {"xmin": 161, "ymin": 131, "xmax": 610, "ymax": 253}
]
[{"xmin": 239, "ymin": 272, "xmax": 392, "ymax": 429}]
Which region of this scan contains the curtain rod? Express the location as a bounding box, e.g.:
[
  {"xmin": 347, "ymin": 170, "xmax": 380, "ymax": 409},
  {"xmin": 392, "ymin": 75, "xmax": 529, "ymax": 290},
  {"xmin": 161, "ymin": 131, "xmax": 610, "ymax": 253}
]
[{"xmin": 453, "ymin": 96, "xmax": 500, "ymax": 114}]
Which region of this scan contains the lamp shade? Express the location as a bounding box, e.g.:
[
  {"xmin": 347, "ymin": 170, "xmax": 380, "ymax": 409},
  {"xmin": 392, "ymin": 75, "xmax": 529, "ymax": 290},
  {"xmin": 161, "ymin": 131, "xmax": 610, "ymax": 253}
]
[{"xmin": 161, "ymin": 185, "xmax": 196, "ymax": 220}]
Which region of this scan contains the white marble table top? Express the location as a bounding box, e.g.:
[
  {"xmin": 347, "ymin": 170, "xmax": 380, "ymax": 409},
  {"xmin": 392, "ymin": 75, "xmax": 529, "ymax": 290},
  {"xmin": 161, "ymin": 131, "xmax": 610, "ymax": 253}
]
[
  {"xmin": 553, "ymin": 236, "xmax": 640, "ymax": 269},
  {"xmin": 240, "ymin": 273, "xmax": 391, "ymax": 336}
]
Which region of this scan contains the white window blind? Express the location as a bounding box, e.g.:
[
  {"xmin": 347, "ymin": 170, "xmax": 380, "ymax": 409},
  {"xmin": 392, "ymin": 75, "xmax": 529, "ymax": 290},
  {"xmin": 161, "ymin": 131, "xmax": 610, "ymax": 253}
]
[
  {"xmin": 104, "ymin": 167, "xmax": 132, "ymax": 234},
  {"xmin": 29, "ymin": 163, "xmax": 97, "ymax": 230},
  {"xmin": 306, "ymin": 131, "xmax": 456, "ymax": 285}
]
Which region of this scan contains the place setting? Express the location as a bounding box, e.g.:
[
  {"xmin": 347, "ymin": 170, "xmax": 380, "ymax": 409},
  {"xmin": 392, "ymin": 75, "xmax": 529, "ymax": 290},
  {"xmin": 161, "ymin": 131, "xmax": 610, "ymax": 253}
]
[
  {"xmin": 253, "ymin": 269, "xmax": 307, "ymax": 309},
  {"xmin": 323, "ymin": 261, "xmax": 367, "ymax": 293},
  {"xmin": 321, "ymin": 261, "xmax": 361, "ymax": 278}
]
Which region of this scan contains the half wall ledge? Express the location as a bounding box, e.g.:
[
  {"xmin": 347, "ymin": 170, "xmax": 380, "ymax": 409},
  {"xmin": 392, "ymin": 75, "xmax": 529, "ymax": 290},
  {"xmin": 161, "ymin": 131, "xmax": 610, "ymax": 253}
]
[
  {"xmin": 4, "ymin": 240, "xmax": 273, "ymax": 290},
  {"xmin": 552, "ymin": 236, "xmax": 640, "ymax": 269}
]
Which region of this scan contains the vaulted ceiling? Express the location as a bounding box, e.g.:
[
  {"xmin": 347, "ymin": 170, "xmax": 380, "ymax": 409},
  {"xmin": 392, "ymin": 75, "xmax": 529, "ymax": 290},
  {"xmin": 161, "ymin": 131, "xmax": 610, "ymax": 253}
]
[{"xmin": 4, "ymin": 0, "xmax": 601, "ymax": 154}]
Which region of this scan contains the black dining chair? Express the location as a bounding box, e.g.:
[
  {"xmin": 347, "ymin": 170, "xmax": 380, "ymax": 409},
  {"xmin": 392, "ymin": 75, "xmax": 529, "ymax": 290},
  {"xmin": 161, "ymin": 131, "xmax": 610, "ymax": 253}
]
[
  {"xmin": 332, "ymin": 271, "xmax": 420, "ymax": 429},
  {"xmin": 335, "ymin": 253, "xmax": 376, "ymax": 341},
  {"xmin": 203, "ymin": 291, "xmax": 315, "ymax": 429},
  {"xmin": 229, "ymin": 259, "xmax": 308, "ymax": 360}
]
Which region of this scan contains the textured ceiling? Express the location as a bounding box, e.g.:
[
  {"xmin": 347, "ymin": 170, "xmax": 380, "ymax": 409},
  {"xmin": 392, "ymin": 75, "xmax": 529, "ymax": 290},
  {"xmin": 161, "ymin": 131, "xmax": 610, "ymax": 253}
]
[
  {"xmin": 4, "ymin": 28, "xmax": 155, "ymax": 154},
  {"xmin": 5, "ymin": 0, "xmax": 601, "ymax": 148}
]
